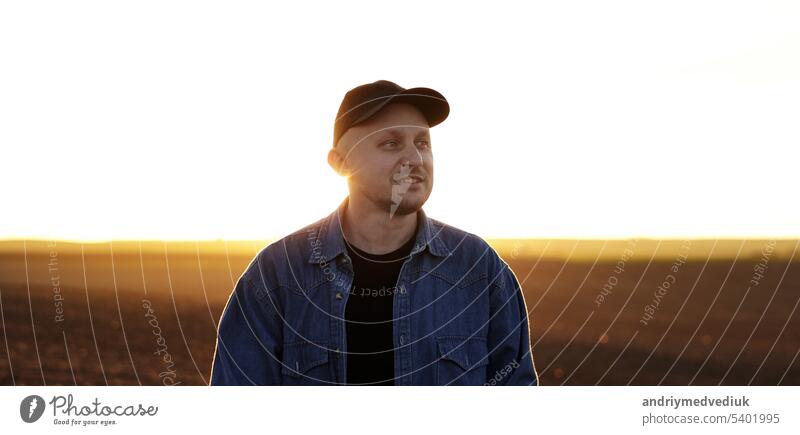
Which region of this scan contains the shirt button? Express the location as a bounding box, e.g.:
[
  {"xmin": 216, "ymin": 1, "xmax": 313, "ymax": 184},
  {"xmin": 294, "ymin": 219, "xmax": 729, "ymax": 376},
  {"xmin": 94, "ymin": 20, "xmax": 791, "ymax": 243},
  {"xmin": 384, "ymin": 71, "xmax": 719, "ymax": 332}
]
[
  {"xmin": 335, "ymin": 292, "xmax": 343, "ymax": 300},
  {"xmin": 399, "ymin": 286, "xmax": 406, "ymax": 295},
  {"xmin": 399, "ymin": 335, "xmax": 405, "ymax": 345}
]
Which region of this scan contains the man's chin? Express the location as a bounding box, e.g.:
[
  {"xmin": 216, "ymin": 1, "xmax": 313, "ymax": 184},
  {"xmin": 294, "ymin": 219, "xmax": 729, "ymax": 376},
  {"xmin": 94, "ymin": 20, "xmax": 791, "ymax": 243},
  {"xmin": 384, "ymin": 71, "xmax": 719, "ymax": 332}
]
[{"xmin": 388, "ymin": 193, "xmax": 429, "ymax": 218}]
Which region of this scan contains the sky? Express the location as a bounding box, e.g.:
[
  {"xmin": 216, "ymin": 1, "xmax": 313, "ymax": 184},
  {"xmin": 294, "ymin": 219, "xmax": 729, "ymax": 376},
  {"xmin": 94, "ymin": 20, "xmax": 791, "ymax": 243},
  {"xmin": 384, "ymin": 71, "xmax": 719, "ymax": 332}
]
[{"xmin": 1, "ymin": 1, "xmax": 799, "ymax": 241}]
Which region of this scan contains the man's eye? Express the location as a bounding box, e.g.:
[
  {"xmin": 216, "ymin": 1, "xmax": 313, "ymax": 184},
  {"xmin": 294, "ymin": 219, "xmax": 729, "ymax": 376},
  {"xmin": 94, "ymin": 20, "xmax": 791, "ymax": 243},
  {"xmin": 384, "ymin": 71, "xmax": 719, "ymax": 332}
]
[
  {"xmin": 416, "ymin": 140, "xmax": 430, "ymax": 148},
  {"xmin": 382, "ymin": 141, "xmax": 399, "ymax": 148}
]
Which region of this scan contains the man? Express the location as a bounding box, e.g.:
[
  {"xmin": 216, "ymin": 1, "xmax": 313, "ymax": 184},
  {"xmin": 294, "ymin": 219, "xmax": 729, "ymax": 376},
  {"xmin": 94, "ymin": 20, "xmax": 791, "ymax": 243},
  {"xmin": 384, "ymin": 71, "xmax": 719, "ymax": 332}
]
[{"xmin": 210, "ymin": 80, "xmax": 538, "ymax": 385}]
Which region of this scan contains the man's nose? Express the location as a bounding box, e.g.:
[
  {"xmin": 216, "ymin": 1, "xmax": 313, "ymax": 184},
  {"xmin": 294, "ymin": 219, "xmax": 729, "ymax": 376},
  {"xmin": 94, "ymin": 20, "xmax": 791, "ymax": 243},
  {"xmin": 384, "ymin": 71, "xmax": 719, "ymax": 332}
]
[{"xmin": 400, "ymin": 142, "xmax": 424, "ymax": 166}]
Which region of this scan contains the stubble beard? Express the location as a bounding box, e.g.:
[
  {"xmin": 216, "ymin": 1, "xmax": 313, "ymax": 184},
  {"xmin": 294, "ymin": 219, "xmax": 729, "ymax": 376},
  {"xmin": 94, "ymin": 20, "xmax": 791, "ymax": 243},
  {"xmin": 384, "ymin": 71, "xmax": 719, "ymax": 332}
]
[{"xmin": 358, "ymin": 180, "xmax": 430, "ymax": 219}]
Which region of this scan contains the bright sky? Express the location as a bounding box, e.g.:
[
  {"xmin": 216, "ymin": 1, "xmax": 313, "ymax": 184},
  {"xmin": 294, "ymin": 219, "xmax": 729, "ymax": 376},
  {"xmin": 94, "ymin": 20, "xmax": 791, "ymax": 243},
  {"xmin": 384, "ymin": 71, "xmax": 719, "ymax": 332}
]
[{"xmin": 2, "ymin": 1, "xmax": 799, "ymax": 241}]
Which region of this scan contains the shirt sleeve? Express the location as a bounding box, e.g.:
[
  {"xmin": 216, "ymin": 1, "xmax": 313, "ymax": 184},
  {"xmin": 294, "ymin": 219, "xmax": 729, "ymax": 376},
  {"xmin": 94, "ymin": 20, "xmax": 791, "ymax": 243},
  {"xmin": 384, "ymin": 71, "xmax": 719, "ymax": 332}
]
[
  {"xmin": 209, "ymin": 267, "xmax": 283, "ymax": 385},
  {"xmin": 486, "ymin": 260, "xmax": 540, "ymax": 386}
]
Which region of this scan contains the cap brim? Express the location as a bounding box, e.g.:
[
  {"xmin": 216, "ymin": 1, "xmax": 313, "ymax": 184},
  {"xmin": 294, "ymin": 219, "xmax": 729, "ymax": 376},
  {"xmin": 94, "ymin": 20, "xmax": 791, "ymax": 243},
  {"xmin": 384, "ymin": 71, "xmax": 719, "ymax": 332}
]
[{"xmin": 350, "ymin": 87, "xmax": 450, "ymax": 128}]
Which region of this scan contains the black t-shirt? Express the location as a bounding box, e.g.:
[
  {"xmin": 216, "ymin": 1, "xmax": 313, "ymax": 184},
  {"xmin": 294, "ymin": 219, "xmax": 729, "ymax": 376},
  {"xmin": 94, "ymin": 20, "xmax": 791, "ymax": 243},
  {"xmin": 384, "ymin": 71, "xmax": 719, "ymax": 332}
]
[{"xmin": 344, "ymin": 226, "xmax": 417, "ymax": 386}]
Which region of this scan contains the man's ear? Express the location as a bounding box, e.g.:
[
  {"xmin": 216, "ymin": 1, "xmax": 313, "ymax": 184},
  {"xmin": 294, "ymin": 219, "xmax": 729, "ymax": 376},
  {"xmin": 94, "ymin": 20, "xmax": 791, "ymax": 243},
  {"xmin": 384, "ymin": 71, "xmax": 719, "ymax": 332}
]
[{"xmin": 327, "ymin": 147, "xmax": 348, "ymax": 177}]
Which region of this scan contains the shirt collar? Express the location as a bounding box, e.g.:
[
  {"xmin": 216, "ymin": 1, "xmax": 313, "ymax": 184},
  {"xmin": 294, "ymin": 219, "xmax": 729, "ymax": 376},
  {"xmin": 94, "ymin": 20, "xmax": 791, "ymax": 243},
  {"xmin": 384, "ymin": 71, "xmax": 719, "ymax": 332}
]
[{"xmin": 307, "ymin": 196, "xmax": 450, "ymax": 264}]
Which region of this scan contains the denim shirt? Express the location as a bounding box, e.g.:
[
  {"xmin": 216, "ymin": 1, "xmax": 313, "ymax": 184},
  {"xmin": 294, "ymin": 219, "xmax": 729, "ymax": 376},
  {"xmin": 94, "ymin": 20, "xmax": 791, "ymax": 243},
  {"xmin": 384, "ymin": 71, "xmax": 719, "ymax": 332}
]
[{"xmin": 210, "ymin": 197, "xmax": 539, "ymax": 386}]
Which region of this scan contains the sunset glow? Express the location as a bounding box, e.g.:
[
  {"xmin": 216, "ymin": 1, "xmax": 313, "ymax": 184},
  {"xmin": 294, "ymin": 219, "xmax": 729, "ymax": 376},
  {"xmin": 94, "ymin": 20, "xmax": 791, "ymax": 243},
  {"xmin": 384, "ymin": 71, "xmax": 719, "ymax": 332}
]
[{"xmin": 2, "ymin": 1, "xmax": 799, "ymax": 241}]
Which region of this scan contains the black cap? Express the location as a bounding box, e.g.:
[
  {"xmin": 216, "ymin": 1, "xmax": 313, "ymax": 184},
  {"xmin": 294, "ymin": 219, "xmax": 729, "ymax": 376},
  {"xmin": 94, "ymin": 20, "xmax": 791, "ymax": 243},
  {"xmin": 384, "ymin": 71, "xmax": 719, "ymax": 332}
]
[{"xmin": 333, "ymin": 80, "xmax": 449, "ymax": 147}]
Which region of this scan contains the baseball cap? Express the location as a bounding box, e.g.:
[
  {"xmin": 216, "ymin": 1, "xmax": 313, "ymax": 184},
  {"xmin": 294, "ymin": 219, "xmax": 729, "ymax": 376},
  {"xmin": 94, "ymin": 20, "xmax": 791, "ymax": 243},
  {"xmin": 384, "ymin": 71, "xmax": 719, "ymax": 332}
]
[{"xmin": 333, "ymin": 80, "xmax": 449, "ymax": 147}]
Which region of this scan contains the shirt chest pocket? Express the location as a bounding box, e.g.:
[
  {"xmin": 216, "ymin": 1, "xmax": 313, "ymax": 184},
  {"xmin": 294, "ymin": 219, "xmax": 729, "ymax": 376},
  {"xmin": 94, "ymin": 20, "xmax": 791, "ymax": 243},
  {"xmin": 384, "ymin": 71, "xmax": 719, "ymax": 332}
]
[
  {"xmin": 435, "ymin": 336, "xmax": 489, "ymax": 386},
  {"xmin": 281, "ymin": 340, "xmax": 333, "ymax": 385}
]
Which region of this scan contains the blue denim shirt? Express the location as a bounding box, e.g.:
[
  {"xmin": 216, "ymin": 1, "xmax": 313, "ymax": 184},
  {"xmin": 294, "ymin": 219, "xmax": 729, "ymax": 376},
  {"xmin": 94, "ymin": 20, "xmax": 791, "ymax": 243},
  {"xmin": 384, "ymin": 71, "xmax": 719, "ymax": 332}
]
[{"xmin": 210, "ymin": 197, "xmax": 539, "ymax": 385}]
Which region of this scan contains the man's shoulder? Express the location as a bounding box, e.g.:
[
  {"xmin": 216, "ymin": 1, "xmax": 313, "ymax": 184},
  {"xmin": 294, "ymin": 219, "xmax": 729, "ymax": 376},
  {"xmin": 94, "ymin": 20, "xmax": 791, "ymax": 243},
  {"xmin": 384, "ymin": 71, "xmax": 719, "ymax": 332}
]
[
  {"xmin": 426, "ymin": 218, "xmax": 517, "ymax": 296},
  {"xmin": 256, "ymin": 215, "xmax": 327, "ymax": 258},
  {"xmin": 239, "ymin": 215, "xmax": 329, "ymax": 282},
  {"xmin": 427, "ymin": 217, "xmax": 506, "ymax": 268},
  {"xmin": 428, "ymin": 217, "xmax": 482, "ymax": 245}
]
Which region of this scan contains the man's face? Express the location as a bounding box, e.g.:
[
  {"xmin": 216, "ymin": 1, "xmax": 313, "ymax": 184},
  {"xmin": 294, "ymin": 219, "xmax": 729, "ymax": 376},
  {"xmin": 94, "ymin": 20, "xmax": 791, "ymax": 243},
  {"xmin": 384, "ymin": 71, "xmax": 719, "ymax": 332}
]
[{"xmin": 332, "ymin": 102, "xmax": 433, "ymax": 218}]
